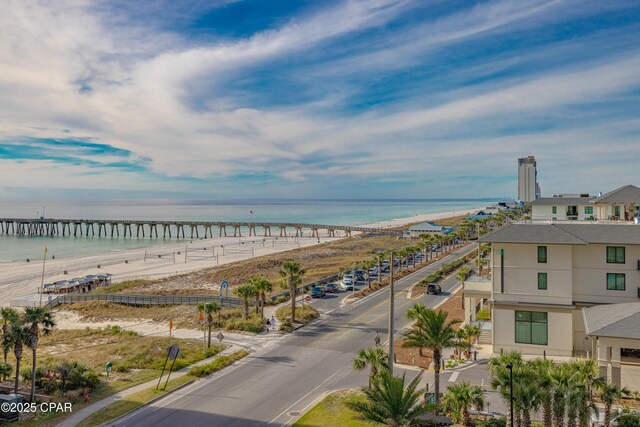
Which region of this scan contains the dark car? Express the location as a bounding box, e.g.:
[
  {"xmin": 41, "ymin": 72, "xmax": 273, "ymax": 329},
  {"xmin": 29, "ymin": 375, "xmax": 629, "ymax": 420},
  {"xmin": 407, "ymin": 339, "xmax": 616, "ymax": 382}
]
[
  {"xmin": 311, "ymin": 286, "xmax": 326, "ymax": 298},
  {"xmin": 426, "ymin": 283, "xmax": 442, "ymax": 295},
  {"xmin": 323, "ymin": 283, "xmax": 338, "ymax": 293}
]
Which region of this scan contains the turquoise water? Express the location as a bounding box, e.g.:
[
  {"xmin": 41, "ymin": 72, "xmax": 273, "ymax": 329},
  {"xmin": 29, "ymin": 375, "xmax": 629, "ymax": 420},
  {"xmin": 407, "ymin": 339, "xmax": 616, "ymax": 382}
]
[{"xmin": 0, "ymin": 199, "xmax": 500, "ymax": 262}]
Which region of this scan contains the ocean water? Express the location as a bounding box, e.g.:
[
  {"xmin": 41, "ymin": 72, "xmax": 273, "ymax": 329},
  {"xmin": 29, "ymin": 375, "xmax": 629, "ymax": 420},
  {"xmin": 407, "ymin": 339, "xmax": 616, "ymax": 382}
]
[{"xmin": 0, "ymin": 199, "xmax": 501, "ymax": 262}]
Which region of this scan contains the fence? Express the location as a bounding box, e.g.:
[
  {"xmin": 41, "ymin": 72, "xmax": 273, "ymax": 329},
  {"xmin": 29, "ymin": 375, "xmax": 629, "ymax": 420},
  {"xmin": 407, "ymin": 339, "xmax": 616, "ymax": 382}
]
[{"xmin": 45, "ymin": 293, "xmax": 247, "ymax": 309}]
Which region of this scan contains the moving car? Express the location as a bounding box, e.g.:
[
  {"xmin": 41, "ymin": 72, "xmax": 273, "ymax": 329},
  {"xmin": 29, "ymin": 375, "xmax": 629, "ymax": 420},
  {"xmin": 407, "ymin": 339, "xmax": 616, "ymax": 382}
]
[
  {"xmin": 323, "ymin": 283, "xmax": 338, "ymax": 293},
  {"xmin": 426, "ymin": 283, "xmax": 442, "ymax": 295},
  {"xmin": 311, "ymin": 286, "xmax": 326, "ymax": 298}
]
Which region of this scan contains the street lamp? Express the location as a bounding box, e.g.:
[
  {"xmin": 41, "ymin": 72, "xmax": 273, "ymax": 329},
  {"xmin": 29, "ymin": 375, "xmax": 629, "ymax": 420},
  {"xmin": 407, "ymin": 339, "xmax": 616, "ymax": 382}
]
[{"xmin": 506, "ymin": 363, "xmax": 514, "ymax": 427}]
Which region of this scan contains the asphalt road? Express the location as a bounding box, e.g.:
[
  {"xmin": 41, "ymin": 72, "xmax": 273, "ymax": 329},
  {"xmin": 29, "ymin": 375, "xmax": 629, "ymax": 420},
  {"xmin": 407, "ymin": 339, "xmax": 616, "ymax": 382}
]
[{"xmin": 110, "ymin": 244, "xmax": 477, "ymax": 427}]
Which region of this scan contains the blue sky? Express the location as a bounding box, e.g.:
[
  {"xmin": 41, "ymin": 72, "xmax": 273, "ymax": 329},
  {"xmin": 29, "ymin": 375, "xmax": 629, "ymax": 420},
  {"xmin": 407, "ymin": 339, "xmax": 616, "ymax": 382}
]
[{"xmin": 1, "ymin": 0, "xmax": 639, "ymax": 200}]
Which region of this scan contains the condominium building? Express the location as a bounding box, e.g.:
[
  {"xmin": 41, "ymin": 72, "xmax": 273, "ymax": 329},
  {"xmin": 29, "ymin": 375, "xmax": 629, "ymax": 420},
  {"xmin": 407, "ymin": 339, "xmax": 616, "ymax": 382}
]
[
  {"xmin": 529, "ymin": 184, "xmax": 640, "ymax": 222},
  {"xmin": 530, "ymin": 195, "xmax": 595, "ymax": 221},
  {"xmin": 476, "ymin": 223, "xmax": 640, "ymax": 385},
  {"xmin": 517, "ymin": 156, "xmax": 540, "ymax": 203}
]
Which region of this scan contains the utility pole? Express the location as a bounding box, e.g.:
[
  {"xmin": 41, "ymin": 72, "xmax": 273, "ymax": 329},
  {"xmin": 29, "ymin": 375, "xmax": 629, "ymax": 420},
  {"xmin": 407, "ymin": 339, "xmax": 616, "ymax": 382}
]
[
  {"xmin": 388, "ymin": 251, "xmax": 395, "ymax": 374},
  {"xmin": 477, "ymin": 223, "xmax": 481, "ymax": 275}
]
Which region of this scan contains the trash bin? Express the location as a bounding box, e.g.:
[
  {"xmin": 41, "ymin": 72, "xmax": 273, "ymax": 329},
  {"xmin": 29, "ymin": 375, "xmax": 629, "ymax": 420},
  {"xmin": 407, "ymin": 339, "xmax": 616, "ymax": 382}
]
[{"xmin": 0, "ymin": 394, "xmax": 23, "ymax": 421}]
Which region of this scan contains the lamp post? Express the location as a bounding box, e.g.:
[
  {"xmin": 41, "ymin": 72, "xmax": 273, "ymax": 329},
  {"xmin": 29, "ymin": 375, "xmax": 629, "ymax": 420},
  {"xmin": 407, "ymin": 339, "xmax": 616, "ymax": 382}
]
[{"xmin": 506, "ymin": 363, "xmax": 514, "ymax": 427}]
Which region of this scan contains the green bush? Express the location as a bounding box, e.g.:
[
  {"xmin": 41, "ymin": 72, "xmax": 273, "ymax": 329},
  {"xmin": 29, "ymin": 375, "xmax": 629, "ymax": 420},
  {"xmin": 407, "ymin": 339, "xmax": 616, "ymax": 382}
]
[
  {"xmin": 476, "ymin": 309, "xmax": 491, "ymax": 321},
  {"xmin": 616, "ymin": 414, "xmax": 640, "ymax": 427},
  {"xmin": 224, "ymin": 316, "xmax": 265, "ymax": 333},
  {"xmin": 279, "ymin": 320, "xmax": 294, "ymax": 332},
  {"xmin": 188, "ymin": 350, "xmax": 249, "ymax": 378},
  {"xmin": 274, "ymin": 305, "xmax": 319, "ymax": 324},
  {"xmin": 478, "ymin": 418, "xmax": 506, "ymax": 427},
  {"xmin": 55, "ymin": 362, "xmax": 101, "ymax": 391}
]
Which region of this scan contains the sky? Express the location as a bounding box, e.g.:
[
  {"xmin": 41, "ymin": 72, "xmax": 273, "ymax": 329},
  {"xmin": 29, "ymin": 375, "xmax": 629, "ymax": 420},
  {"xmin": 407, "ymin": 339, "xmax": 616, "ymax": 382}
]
[{"xmin": 1, "ymin": 0, "xmax": 639, "ymax": 200}]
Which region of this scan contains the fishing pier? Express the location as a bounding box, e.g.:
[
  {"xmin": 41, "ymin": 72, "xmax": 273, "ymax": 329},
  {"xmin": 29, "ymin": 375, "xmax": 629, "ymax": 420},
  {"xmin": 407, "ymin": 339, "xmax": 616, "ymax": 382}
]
[{"xmin": 0, "ymin": 218, "xmax": 401, "ymax": 239}]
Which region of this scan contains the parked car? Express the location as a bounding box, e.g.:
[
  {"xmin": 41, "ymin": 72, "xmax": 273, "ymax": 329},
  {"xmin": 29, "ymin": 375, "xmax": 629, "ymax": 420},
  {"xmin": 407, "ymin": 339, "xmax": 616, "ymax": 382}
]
[
  {"xmin": 368, "ymin": 267, "xmax": 378, "ymax": 277},
  {"xmin": 323, "ymin": 283, "xmax": 338, "ymax": 293},
  {"xmin": 311, "ymin": 286, "xmax": 326, "ymax": 298},
  {"xmin": 340, "ymin": 278, "xmax": 354, "ymax": 291},
  {"xmin": 426, "ymin": 283, "xmax": 442, "ymax": 295},
  {"xmin": 354, "ymin": 270, "xmax": 366, "ymax": 281}
]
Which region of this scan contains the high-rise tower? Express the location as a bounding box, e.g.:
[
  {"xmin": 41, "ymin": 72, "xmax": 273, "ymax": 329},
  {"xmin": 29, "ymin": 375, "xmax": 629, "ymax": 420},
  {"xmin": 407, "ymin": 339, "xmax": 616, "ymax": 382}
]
[{"xmin": 518, "ymin": 156, "xmax": 539, "ymax": 202}]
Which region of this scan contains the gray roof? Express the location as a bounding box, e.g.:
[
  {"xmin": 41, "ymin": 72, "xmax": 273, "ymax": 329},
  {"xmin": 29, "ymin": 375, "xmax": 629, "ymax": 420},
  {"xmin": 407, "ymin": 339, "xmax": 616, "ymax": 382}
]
[
  {"xmin": 479, "ymin": 223, "xmax": 640, "ymax": 245},
  {"xmin": 529, "ymin": 197, "xmax": 593, "ymax": 206},
  {"xmin": 583, "ymin": 303, "xmax": 640, "ymax": 339},
  {"xmin": 592, "ymin": 184, "xmax": 640, "ymax": 204},
  {"xmin": 409, "ymin": 221, "xmax": 444, "ymax": 232}
]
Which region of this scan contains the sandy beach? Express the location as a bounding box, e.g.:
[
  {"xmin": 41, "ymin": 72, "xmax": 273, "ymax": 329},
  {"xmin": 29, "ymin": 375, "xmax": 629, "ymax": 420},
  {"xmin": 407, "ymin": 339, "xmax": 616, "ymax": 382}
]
[{"xmin": 0, "ymin": 208, "xmax": 479, "ymax": 307}]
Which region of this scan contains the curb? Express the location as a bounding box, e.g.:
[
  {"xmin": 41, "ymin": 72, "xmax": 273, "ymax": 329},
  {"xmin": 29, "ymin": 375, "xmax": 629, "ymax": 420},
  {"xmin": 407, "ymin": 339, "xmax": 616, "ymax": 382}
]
[{"xmin": 97, "ymin": 379, "xmax": 196, "ymax": 427}]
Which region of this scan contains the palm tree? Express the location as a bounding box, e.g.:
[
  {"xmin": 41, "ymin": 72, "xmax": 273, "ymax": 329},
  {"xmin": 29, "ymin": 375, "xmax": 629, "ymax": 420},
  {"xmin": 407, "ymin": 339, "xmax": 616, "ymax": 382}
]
[
  {"xmin": 280, "ymin": 261, "xmax": 305, "ymax": 322},
  {"xmin": 550, "ymin": 364, "xmax": 573, "ymax": 427},
  {"xmin": 489, "ymin": 351, "xmax": 524, "ymax": 427},
  {"xmin": 250, "ymin": 277, "xmax": 273, "ymax": 318},
  {"xmin": 594, "ymin": 378, "xmax": 631, "ymax": 427},
  {"xmin": 347, "ymin": 370, "xmax": 427, "ymax": 427},
  {"xmin": 197, "ymin": 301, "xmax": 221, "ymax": 347},
  {"xmin": 456, "ymin": 266, "xmax": 471, "ymax": 284},
  {"xmin": 569, "ymin": 358, "xmax": 598, "ymax": 397},
  {"xmin": 566, "ymin": 383, "xmax": 588, "ymax": 427},
  {"xmin": 458, "ymin": 324, "xmax": 481, "ymax": 356},
  {"xmin": 513, "ymin": 370, "xmax": 542, "ymax": 427},
  {"xmin": 441, "ymin": 382, "xmax": 484, "ymax": 426},
  {"xmin": 1, "ymin": 307, "xmax": 19, "ymax": 381},
  {"xmin": 361, "ymin": 259, "xmax": 376, "ymax": 288},
  {"xmin": 6, "ymin": 321, "xmax": 30, "ymax": 394},
  {"xmin": 530, "ymin": 358, "xmax": 555, "ymax": 427},
  {"xmin": 24, "ymin": 306, "xmax": 55, "ymax": 402},
  {"xmin": 235, "ymin": 284, "xmax": 257, "ymax": 320},
  {"xmin": 403, "ymin": 304, "xmax": 460, "ymax": 405},
  {"xmin": 352, "ymin": 347, "xmax": 389, "ymax": 388},
  {"xmin": 375, "ymin": 253, "xmax": 386, "ymax": 285}
]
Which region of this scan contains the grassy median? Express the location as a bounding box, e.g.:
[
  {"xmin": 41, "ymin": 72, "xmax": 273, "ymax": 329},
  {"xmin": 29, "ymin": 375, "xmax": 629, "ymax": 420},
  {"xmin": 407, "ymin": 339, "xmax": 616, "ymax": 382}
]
[{"xmin": 294, "ymin": 389, "xmax": 380, "ymax": 427}]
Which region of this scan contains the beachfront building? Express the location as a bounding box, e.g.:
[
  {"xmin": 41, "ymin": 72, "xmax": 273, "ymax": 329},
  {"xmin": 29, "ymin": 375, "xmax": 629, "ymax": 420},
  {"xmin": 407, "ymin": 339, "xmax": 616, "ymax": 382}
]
[
  {"xmin": 407, "ymin": 221, "xmax": 451, "ymax": 237},
  {"xmin": 530, "ymin": 194, "xmax": 595, "ymax": 221},
  {"xmin": 591, "ymin": 184, "xmax": 640, "ymax": 221},
  {"xmin": 518, "ymin": 156, "xmax": 540, "ymax": 203},
  {"xmin": 478, "ymin": 222, "xmax": 640, "ymax": 363}
]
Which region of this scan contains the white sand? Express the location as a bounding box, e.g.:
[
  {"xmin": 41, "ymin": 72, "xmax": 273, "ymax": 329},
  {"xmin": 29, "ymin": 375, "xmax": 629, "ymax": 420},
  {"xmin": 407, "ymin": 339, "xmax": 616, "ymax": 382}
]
[
  {"xmin": 357, "ymin": 208, "xmax": 479, "ymax": 229},
  {"xmin": 1, "ymin": 208, "xmax": 481, "ymax": 307}
]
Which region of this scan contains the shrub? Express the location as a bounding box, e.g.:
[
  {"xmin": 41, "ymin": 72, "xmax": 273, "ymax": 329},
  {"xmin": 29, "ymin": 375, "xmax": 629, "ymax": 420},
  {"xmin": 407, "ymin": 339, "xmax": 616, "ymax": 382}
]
[
  {"xmin": 224, "ymin": 316, "xmax": 265, "ymax": 334},
  {"xmin": 274, "ymin": 305, "xmax": 319, "ymax": 324},
  {"xmin": 478, "ymin": 418, "xmax": 506, "ymax": 427},
  {"xmin": 616, "ymin": 414, "xmax": 640, "ymax": 427},
  {"xmin": 188, "ymin": 350, "xmax": 249, "ymax": 378},
  {"xmin": 279, "ymin": 320, "xmax": 294, "ymax": 332},
  {"xmin": 476, "ymin": 309, "xmax": 491, "ymax": 321},
  {"xmin": 55, "ymin": 362, "xmax": 101, "ymax": 391}
]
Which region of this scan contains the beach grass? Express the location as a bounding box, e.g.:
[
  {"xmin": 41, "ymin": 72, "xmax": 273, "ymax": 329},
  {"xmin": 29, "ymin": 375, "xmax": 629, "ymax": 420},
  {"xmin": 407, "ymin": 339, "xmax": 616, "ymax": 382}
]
[
  {"xmin": 75, "ymin": 374, "xmax": 197, "ymax": 427},
  {"xmin": 293, "ymin": 389, "xmax": 380, "ymax": 427}
]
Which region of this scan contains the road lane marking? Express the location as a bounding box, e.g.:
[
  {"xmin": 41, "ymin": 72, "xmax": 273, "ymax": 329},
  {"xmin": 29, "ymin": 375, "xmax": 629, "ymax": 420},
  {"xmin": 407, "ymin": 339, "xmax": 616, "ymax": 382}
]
[
  {"xmin": 449, "ymin": 371, "xmax": 460, "ymax": 383},
  {"xmin": 268, "ymin": 368, "xmax": 343, "ymax": 425}
]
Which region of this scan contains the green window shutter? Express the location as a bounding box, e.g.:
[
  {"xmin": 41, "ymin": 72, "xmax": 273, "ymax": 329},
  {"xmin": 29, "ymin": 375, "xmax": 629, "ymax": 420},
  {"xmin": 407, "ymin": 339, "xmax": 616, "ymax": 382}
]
[
  {"xmin": 552, "ymin": 206, "xmax": 557, "ymax": 214},
  {"xmin": 538, "ymin": 273, "xmax": 547, "ymax": 290}
]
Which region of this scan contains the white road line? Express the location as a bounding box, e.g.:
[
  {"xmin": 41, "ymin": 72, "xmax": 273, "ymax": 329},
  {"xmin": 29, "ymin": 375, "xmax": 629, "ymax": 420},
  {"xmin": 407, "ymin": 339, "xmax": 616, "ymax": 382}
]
[
  {"xmin": 268, "ymin": 368, "xmax": 343, "ymax": 425},
  {"xmin": 449, "ymin": 371, "xmax": 460, "ymax": 383}
]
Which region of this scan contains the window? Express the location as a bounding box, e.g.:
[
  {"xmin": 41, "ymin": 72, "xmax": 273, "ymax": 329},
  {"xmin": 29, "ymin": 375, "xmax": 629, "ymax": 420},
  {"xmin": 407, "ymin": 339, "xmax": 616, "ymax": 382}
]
[
  {"xmin": 538, "ymin": 246, "xmax": 547, "ymax": 263},
  {"xmin": 606, "ymin": 246, "xmax": 625, "ymax": 264},
  {"xmin": 515, "ymin": 311, "xmax": 548, "ymax": 345},
  {"xmin": 538, "ymin": 273, "xmax": 547, "ymax": 290},
  {"xmin": 607, "ymin": 273, "xmax": 625, "ymax": 291},
  {"xmin": 585, "ymin": 206, "xmax": 593, "ymax": 215},
  {"xmin": 551, "ymin": 206, "xmax": 557, "ymax": 214}
]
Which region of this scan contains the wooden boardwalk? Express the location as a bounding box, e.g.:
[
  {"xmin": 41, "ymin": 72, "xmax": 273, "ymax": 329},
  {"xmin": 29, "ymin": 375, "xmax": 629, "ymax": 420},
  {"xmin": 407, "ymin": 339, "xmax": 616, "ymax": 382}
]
[{"xmin": 0, "ymin": 218, "xmax": 401, "ymax": 239}]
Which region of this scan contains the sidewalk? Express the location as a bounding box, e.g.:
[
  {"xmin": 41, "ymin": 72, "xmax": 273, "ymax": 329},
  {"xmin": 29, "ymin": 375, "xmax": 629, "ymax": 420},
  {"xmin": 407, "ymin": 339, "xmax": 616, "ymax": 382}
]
[{"xmin": 58, "ymin": 344, "xmax": 241, "ymax": 427}]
